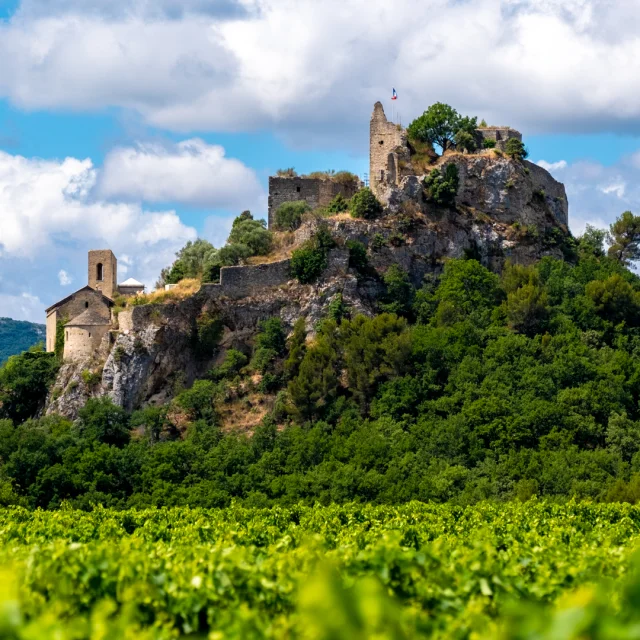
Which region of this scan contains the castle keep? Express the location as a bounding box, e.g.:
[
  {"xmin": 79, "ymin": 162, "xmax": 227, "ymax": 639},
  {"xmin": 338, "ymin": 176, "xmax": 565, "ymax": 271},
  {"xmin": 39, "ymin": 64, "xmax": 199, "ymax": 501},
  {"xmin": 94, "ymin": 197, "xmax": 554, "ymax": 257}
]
[{"xmin": 46, "ymin": 250, "xmax": 145, "ymax": 361}]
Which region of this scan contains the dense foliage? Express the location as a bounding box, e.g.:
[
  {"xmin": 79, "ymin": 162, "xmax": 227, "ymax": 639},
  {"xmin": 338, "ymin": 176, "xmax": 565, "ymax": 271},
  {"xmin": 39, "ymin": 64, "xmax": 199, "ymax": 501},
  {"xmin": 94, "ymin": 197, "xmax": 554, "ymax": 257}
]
[
  {"xmin": 349, "ymin": 187, "xmax": 382, "ymax": 220},
  {"xmin": 0, "ymin": 502, "xmax": 638, "ymax": 638},
  {"xmin": 407, "ymin": 103, "xmax": 478, "ymax": 153},
  {"xmin": 159, "ymin": 211, "xmax": 272, "ymax": 285},
  {"xmin": 424, "ymin": 163, "xmax": 459, "ymax": 206},
  {"xmin": 4, "ymin": 221, "xmax": 640, "ymax": 508},
  {"xmin": 274, "ymin": 200, "xmax": 311, "ymax": 231},
  {"xmin": 289, "ymin": 227, "xmax": 336, "ymax": 285},
  {"xmin": 0, "ymin": 318, "xmax": 45, "ymax": 365}
]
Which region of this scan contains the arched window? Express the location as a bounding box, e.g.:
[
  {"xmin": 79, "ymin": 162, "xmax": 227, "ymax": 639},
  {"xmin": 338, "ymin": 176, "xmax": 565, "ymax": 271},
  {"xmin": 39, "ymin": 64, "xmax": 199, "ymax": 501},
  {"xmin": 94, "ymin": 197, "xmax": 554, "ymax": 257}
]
[{"xmin": 96, "ymin": 263, "xmax": 104, "ymax": 282}]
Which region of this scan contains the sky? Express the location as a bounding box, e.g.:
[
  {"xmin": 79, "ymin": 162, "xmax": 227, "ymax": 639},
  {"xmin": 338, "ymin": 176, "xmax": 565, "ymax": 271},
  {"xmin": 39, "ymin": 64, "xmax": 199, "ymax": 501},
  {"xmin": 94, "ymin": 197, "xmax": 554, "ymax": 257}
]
[{"xmin": 2, "ymin": 0, "xmax": 640, "ymax": 322}]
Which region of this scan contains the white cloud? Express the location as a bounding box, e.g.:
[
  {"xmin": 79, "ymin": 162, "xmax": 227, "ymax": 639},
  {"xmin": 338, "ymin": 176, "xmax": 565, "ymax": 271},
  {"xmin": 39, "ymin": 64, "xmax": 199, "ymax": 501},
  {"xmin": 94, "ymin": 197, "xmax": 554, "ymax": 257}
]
[
  {"xmin": 0, "ymin": 292, "xmax": 45, "ymax": 323},
  {"xmin": 557, "ymin": 153, "xmax": 640, "ymax": 236},
  {"xmin": 536, "ymin": 160, "xmax": 568, "ymax": 173},
  {"xmin": 58, "ymin": 270, "xmax": 73, "ymax": 286},
  {"xmin": 98, "ymin": 139, "xmax": 265, "ymax": 210},
  {"xmin": 3, "ymin": 1, "xmax": 640, "ymax": 143},
  {"xmin": 0, "ymin": 149, "xmax": 197, "ymax": 317}
]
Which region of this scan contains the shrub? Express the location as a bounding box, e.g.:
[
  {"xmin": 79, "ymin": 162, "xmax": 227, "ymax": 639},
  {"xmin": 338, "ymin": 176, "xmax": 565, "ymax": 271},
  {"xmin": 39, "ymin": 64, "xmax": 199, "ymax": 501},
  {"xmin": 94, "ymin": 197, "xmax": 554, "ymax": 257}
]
[
  {"xmin": 372, "ymin": 233, "xmax": 387, "ymax": 251},
  {"xmin": 252, "ymin": 348, "xmax": 278, "ymax": 374},
  {"xmin": 424, "ymin": 164, "xmax": 459, "ymax": 207},
  {"xmin": 346, "ymin": 240, "xmax": 369, "ymax": 273},
  {"xmin": 274, "ymin": 201, "xmax": 311, "ymax": 231},
  {"xmin": 290, "ymin": 228, "xmax": 335, "ymax": 284},
  {"xmin": 454, "ymin": 130, "xmax": 477, "ymax": 153},
  {"xmin": 332, "ymin": 171, "xmax": 360, "ymax": 189},
  {"xmin": 505, "ymin": 138, "xmax": 529, "ymax": 161},
  {"xmin": 350, "ymin": 188, "xmax": 383, "ymax": 220},
  {"xmin": 276, "ymin": 168, "xmax": 297, "ymax": 177},
  {"xmin": 195, "ymin": 313, "xmax": 223, "ymax": 359},
  {"xmin": 210, "ymin": 349, "xmax": 248, "ymax": 381},
  {"xmin": 290, "ymin": 246, "xmax": 328, "ymax": 284},
  {"xmin": 81, "ymin": 369, "xmax": 102, "ymax": 387},
  {"xmin": 483, "ymin": 138, "xmax": 496, "ymax": 149},
  {"xmin": 327, "ymin": 194, "xmax": 349, "ymax": 214}
]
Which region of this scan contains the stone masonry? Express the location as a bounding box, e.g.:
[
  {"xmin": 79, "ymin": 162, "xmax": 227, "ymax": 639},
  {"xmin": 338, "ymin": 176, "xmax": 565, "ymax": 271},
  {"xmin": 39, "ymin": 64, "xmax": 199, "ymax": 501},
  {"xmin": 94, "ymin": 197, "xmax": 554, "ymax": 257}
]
[
  {"xmin": 268, "ymin": 177, "xmax": 360, "ymax": 228},
  {"xmin": 370, "ymin": 101, "xmax": 408, "ymax": 198},
  {"xmin": 88, "ymin": 249, "xmax": 118, "ymax": 300},
  {"xmin": 477, "ymin": 127, "xmax": 522, "ymax": 152}
]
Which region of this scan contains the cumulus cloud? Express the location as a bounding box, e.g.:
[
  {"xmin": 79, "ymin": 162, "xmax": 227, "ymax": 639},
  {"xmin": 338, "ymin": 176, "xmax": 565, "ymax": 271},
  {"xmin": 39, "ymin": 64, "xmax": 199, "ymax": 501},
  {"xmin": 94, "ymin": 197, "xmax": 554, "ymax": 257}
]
[
  {"xmin": 535, "ymin": 150, "xmax": 640, "ymax": 236},
  {"xmin": 0, "ymin": 292, "xmax": 45, "ymax": 323},
  {"xmin": 537, "ymin": 160, "xmax": 568, "ymax": 172},
  {"xmin": 97, "ymin": 139, "xmax": 265, "ymax": 210},
  {"xmin": 0, "ymin": 149, "xmax": 197, "ymax": 315},
  {"xmin": 58, "ymin": 270, "xmax": 73, "ymax": 286},
  {"xmin": 2, "ymin": 0, "xmax": 640, "ymax": 144}
]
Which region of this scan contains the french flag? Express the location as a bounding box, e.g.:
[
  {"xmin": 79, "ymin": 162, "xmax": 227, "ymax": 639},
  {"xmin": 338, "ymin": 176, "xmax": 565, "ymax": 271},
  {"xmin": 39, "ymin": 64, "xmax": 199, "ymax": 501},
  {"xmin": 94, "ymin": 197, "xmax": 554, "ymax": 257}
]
[{"xmin": 391, "ymin": 88, "xmax": 398, "ymax": 100}]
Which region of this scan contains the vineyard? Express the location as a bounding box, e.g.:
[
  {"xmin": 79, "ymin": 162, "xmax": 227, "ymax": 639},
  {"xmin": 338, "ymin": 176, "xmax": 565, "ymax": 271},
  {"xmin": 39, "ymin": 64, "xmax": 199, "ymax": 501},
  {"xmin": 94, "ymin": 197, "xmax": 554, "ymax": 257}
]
[{"xmin": 1, "ymin": 501, "xmax": 640, "ymax": 638}]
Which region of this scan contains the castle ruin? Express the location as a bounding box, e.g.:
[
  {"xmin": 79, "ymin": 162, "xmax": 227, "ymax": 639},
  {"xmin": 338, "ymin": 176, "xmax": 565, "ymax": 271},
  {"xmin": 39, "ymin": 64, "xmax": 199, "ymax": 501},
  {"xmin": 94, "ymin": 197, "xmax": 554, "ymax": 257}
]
[{"xmin": 267, "ymin": 176, "xmax": 360, "ymax": 228}]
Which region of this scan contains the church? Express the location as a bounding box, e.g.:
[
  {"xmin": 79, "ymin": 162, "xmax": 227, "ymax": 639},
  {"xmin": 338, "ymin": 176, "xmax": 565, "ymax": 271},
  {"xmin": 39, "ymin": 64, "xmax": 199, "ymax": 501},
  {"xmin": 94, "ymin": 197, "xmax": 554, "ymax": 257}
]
[{"xmin": 45, "ymin": 250, "xmax": 145, "ymax": 361}]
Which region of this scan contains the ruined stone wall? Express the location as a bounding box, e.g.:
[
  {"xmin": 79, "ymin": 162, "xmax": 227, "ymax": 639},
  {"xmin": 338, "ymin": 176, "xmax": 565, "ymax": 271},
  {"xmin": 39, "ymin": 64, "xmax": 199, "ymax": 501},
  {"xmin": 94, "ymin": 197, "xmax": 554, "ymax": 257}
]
[
  {"xmin": 63, "ymin": 325, "xmax": 110, "ymax": 362},
  {"xmin": 478, "ymin": 127, "xmax": 522, "ymax": 151},
  {"xmin": 370, "ymin": 102, "xmax": 407, "ymax": 198},
  {"xmin": 89, "ymin": 250, "xmax": 118, "ymax": 300},
  {"xmin": 205, "ymin": 259, "xmax": 292, "ymax": 298},
  {"xmin": 268, "ymin": 177, "xmax": 359, "ymax": 228}
]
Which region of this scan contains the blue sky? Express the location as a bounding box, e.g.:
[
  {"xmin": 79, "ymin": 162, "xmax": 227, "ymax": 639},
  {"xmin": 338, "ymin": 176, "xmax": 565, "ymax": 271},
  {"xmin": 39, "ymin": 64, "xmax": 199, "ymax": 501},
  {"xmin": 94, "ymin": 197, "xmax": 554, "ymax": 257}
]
[{"xmin": 2, "ymin": 0, "xmax": 640, "ymax": 322}]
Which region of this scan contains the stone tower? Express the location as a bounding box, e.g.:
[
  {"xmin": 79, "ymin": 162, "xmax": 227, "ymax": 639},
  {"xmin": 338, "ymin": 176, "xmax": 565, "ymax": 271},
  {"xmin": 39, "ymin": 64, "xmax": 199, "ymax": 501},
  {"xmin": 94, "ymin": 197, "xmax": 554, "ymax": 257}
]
[
  {"xmin": 88, "ymin": 249, "xmax": 117, "ymax": 299},
  {"xmin": 369, "ymin": 102, "xmax": 406, "ymax": 198}
]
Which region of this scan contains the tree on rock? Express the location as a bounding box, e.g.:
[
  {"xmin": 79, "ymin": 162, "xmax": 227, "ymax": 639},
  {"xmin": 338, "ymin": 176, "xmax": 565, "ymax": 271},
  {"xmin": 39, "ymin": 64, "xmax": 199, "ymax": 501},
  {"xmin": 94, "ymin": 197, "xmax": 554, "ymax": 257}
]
[
  {"xmin": 608, "ymin": 211, "xmax": 640, "ymax": 265},
  {"xmin": 505, "ymin": 139, "xmax": 529, "ymax": 162},
  {"xmin": 407, "ymin": 103, "xmax": 477, "ymax": 154}
]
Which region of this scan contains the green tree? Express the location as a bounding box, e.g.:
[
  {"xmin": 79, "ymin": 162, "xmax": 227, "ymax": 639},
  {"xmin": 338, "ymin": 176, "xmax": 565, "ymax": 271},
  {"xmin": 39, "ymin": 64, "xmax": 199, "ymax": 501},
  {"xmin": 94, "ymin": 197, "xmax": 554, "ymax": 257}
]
[
  {"xmin": 505, "ymin": 138, "xmax": 529, "ymax": 161},
  {"xmin": 424, "ymin": 164, "xmax": 459, "ymax": 207},
  {"xmin": 505, "ymin": 284, "xmax": 549, "ymax": 336},
  {"xmin": 228, "ymin": 212, "xmax": 272, "ymax": 256},
  {"xmin": 0, "ymin": 348, "xmax": 59, "ymax": 423},
  {"xmin": 350, "ymin": 188, "xmax": 383, "ymax": 220},
  {"xmin": 284, "ymin": 318, "xmax": 307, "ymax": 379},
  {"xmin": 585, "ymin": 274, "xmax": 639, "ymax": 325},
  {"xmin": 578, "ymin": 225, "xmax": 607, "ymax": 258},
  {"xmin": 435, "ymin": 259, "xmax": 502, "ymax": 324},
  {"xmin": 381, "ymin": 265, "xmax": 415, "ymax": 318},
  {"xmin": 274, "ymin": 201, "xmax": 311, "ymax": 231},
  {"xmin": 77, "ymin": 397, "xmax": 130, "ymax": 447},
  {"xmin": 608, "ymin": 211, "xmax": 640, "ymax": 265},
  {"xmin": 407, "ymin": 103, "xmax": 477, "ymax": 153}
]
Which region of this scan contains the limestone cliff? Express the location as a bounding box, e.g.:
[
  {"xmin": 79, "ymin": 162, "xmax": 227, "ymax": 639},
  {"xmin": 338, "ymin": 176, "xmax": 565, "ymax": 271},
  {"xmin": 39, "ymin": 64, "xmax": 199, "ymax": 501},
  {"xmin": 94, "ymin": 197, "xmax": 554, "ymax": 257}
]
[{"xmin": 46, "ymin": 152, "xmax": 571, "ymax": 419}]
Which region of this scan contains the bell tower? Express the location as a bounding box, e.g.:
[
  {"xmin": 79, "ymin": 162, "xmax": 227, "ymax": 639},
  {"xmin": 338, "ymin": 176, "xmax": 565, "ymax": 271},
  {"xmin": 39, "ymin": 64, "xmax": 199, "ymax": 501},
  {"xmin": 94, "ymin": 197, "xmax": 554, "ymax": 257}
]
[{"xmin": 88, "ymin": 249, "xmax": 118, "ymax": 299}]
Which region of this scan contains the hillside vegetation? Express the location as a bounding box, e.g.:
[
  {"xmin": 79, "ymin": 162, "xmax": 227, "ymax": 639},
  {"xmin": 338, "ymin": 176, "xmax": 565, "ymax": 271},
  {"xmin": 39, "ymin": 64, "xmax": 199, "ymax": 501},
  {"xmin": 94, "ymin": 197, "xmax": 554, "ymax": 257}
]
[
  {"xmin": 3, "ymin": 218, "xmax": 640, "ymax": 508},
  {"xmin": 0, "ymin": 318, "xmax": 45, "ymax": 364}
]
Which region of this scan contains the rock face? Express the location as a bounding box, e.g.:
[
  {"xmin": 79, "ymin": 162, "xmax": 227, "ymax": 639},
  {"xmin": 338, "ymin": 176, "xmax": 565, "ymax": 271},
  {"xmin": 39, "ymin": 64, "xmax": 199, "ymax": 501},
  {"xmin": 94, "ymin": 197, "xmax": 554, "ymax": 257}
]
[{"xmin": 46, "ymin": 153, "xmax": 571, "ymax": 419}]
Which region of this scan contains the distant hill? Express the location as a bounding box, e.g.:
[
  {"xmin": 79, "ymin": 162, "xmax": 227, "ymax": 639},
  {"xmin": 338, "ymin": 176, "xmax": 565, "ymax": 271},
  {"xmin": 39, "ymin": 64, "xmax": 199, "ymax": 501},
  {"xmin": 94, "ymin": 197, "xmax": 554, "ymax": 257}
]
[{"xmin": 0, "ymin": 318, "xmax": 46, "ymax": 364}]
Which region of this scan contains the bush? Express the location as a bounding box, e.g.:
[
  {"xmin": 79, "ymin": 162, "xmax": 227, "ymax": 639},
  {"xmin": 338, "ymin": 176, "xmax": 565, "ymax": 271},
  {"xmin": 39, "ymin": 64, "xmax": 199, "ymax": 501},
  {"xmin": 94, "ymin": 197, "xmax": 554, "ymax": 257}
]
[
  {"xmin": 274, "ymin": 201, "xmax": 311, "ymax": 231},
  {"xmin": 290, "ymin": 246, "xmax": 328, "ymax": 284},
  {"xmin": 346, "ymin": 240, "xmax": 369, "ymax": 274},
  {"xmin": 350, "ymin": 188, "xmax": 383, "ymax": 220},
  {"xmin": 454, "ymin": 130, "xmax": 477, "ymax": 153},
  {"xmin": 327, "ymin": 194, "xmax": 349, "ymax": 214},
  {"xmin": 210, "ymin": 349, "xmax": 248, "ymax": 381},
  {"xmin": 424, "ymin": 164, "xmax": 459, "ymax": 207},
  {"xmin": 195, "ymin": 313, "xmax": 223, "ymax": 359},
  {"xmin": 483, "ymin": 138, "xmax": 496, "ymax": 149},
  {"xmin": 290, "ymin": 227, "xmax": 336, "ymax": 284},
  {"xmin": 505, "ymin": 138, "xmax": 529, "ymax": 161}
]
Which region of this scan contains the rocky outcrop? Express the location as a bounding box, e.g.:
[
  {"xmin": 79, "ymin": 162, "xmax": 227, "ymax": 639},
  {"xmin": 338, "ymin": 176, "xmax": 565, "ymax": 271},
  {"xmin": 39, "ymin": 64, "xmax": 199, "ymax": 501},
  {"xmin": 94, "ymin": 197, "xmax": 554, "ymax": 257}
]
[{"xmin": 46, "ymin": 153, "xmax": 572, "ymax": 419}]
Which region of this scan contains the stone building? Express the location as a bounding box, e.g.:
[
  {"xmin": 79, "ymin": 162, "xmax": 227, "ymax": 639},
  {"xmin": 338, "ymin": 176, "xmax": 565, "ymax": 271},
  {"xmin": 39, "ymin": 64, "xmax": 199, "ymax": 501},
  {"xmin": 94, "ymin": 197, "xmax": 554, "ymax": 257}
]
[
  {"xmin": 369, "ymin": 102, "xmax": 410, "ymax": 198},
  {"xmin": 267, "ymin": 177, "xmax": 360, "ymax": 228},
  {"xmin": 46, "ymin": 250, "xmax": 145, "ymax": 360},
  {"xmin": 477, "ymin": 126, "xmax": 522, "ymax": 151},
  {"xmin": 63, "ymin": 309, "xmax": 112, "ymax": 361}
]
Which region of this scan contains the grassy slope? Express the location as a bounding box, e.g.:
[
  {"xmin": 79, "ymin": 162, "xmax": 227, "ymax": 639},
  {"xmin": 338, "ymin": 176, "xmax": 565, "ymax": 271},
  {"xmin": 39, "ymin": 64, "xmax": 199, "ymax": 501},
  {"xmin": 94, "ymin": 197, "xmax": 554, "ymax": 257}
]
[{"xmin": 0, "ymin": 317, "xmax": 46, "ymax": 364}]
